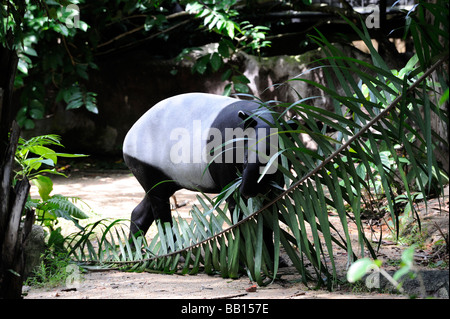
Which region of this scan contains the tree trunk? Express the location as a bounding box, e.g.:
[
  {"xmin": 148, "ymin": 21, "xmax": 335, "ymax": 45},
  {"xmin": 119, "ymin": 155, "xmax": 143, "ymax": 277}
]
[
  {"xmin": 0, "ymin": 32, "xmax": 33, "ymax": 299},
  {"xmin": 0, "ymin": 31, "xmax": 20, "ymax": 157},
  {"xmin": 0, "ymin": 122, "xmax": 32, "ymax": 298}
]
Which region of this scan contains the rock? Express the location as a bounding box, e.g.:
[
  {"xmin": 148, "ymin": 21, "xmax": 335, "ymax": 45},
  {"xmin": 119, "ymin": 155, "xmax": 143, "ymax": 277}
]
[
  {"xmin": 245, "ymin": 284, "xmax": 257, "ymax": 292},
  {"xmin": 23, "ymin": 224, "xmax": 46, "ymax": 279},
  {"xmin": 372, "ymin": 269, "xmax": 449, "ymax": 298},
  {"xmin": 240, "ymin": 43, "xmax": 372, "ymax": 110},
  {"xmin": 405, "ymin": 270, "xmax": 449, "ymax": 298}
]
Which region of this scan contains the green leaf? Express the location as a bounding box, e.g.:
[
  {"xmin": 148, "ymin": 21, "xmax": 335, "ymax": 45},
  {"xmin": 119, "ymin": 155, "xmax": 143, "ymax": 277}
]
[
  {"xmin": 55, "ymin": 24, "xmax": 69, "ymax": 36},
  {"xmin": 210, "ymin": 53, "xmax": 222, "ymax": 72},
  {"xmin": 231, "ymin": 75, "xmax": 250, "ymax": 84},
  {"xmin": 23, "ymin": 119, "xmax": 35, "ymax": 130},
  {"xmin": 347, "ymin": 258, "xmax": 375, "ymax": 283},
  {"xmin": 439, "ymin": 88, "xmax": 449, "ymax": 106},
  {"xmin": 46, "ymin": 194, "xmax": 91, "ymax": 220},
  {"xmin": 223, "ymin": 83, "xmax": 232, "ymax": 96},
  {"xmin": 225, "ymin": 21, "xmax": 235, "ymax": 38},
  {"xmin": 399, "ymin": 54, "xmax": 419, "ymax": 78},
  {"xmin": 29, "ymin": 107, "xmax": 44, "ymax": 120},
  {"xmin": 17, "ymin": 59, "xmax": 28, "ymax": 74},
  {"xmin": 221, "ymin": 69, "xmax": 232, "ymax": 81},
  {"xmin": 28, "ymin": 145, "xmax": 57, "ymax": 164},
  {"xmin": 393, "ymin": 246, "xmax": 415, "ymax": 282},
  {"xmin": 401, "ymin": 246, "xmax": 416, "ymax": 268},
  {"xmin": 253, "ymin": 214, "xmax": 264, "ymax": 285},
  {"xmin": 66, "ymin": 98, "xmax": 84, "ymax": 110},
  {"xmin": 47, "ymin": 227, "xmax": 65, "ymax": 250},
  {"xmin": 85, "ymin": 92, "xmax": 98, "ymax": 114},
  {"xmin": 233, "ymin": 83, "xmax": 249, "ymax": 93},
  {"xmin": 24, "ymin": 46, "xmax": 37, "ymax": 57},
  {"xmin": 32, "ymin": 175, "xmax": 53, "ymax": 201},
  {"xmin": 218, "ymin": 40, "xmax": 231, "ymax": 58},
  {"xmin": 193, "ymin": 55, "xmax": 209, "ymax": 74},
  {"xmin": 54, "ymin": 152, "xmax": 88, "ymax": 158}
]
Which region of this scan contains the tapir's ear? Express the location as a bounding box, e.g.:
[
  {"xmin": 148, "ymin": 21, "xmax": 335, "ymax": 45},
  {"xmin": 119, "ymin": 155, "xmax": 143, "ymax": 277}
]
[{"xmin": 238, "ymin": 110, "xmax": 257, "ymax": 129}]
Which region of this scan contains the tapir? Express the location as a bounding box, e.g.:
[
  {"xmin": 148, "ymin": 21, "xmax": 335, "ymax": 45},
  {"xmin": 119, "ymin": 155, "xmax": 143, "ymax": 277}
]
[{"xmin": 123, "ymin": 92, "xmax": 282, "ymax": 260}]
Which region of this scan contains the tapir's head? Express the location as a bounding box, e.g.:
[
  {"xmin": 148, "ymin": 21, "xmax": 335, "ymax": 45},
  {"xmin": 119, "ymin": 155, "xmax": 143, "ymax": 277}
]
[{"xmin": 237, "ymin": 108, "xmax": 280, "ymax": 198}]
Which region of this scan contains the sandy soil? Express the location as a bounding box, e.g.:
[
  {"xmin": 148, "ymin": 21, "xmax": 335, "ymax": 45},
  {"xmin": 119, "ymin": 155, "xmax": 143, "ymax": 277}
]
[{"xmin": 24, "ymin": 170, "xmax": 449, "ymax": 300}]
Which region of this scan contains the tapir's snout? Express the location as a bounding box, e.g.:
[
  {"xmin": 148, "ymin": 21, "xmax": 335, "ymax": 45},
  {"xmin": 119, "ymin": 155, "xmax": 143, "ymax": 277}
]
[
  {"xmin": 240, "ymin": 185, "xmax": 259, "ymax": 199},
  {"xmin": 239, "ymin": 168, "xmax": 261, "ymax": 198}
]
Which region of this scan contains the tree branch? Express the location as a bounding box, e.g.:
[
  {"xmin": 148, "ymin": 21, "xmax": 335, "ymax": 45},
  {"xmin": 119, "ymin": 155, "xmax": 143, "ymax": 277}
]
[
  {"xmin": 95, "ymin": 19, "xmax": 190, "ymax": 56},
  {"xmin": 97, "ymin": 25, "xmax": 145, "ymax": 49},
  {"xmin": 96, "ymin": 11, "xmax": 191, "ymax": 51}
]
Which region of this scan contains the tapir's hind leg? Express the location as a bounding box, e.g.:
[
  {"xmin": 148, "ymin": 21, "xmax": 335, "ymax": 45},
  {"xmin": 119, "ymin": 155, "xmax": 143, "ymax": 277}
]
[
  {"xmin": 130, "ymin": 193, "xmax": 173, "ymax": 237},
  {"xmin": 124, "ymin": 154, "xmax": 179, "ymax": 238}
]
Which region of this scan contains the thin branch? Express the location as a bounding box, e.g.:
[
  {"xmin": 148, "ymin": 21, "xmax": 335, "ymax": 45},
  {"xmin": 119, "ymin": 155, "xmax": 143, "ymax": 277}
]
[
  {"xmin": 62, "ymin": 35, "xmax": 75, "ymax": 66},
  {"xmin": 96, "ymin": 11, "xmax": 191, "ymax": 50},
  {"xmin": 265, "ymin": 20, "xmax": 327, "ymax": 42},
  {"xmin": 95, "ymin": 19, "xmax": 190, "ymax": 56},
  {"xmin": 105, "ymin": 14, "xmax": 147, "ymax": 27},
  {"xmin": 97, "ymin": 24, "xmax": 145, "ymax": 49}
]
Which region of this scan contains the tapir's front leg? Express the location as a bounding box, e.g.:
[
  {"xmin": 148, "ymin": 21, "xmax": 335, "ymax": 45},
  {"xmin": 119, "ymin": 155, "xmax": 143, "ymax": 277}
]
[
  {"xmin": 226, "ymin": 196, "xmax": 288, "ymax": 267},
  {"xmin": 150, "ymin": 193, "xmax": 173, "ymax": 225},
  {"xmin": 226, "ymin": 196, "xmax": 274, "ymax": 251}
]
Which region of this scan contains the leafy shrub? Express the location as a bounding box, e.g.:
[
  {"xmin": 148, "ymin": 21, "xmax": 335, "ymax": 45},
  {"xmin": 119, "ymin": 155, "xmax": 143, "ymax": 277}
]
[
  {"xmin": 15, "ymin": 134, "xmax": 91, "ymax": 251},
  {"xmin": 25, "ymin": 251, "xmax": 82, "ymax": 289}
]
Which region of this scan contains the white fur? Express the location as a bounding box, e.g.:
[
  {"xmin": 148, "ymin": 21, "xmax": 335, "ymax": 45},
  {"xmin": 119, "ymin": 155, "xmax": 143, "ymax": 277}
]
[{"xmin": 123, "ymin": 93, "xmax": 237, "ymax": 190}]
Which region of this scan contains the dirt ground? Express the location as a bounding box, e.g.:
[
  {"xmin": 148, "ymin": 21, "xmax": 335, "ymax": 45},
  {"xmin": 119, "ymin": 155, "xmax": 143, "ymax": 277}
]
[{"xmin": 24, "ymin": 169, "xmax": 449, "ymax": 300}]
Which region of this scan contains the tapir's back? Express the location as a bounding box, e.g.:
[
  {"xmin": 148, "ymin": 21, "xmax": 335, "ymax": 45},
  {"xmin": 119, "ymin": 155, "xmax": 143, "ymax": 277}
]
[{"xmin": 123, "ymin": 93, "xmax": 237, "ymax": 191}]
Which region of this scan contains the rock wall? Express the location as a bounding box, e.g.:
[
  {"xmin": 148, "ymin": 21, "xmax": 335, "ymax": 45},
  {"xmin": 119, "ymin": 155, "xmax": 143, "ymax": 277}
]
[{"xmin": 242, "ymin": 43, "xmax": 372, "ymax": 109}]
